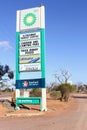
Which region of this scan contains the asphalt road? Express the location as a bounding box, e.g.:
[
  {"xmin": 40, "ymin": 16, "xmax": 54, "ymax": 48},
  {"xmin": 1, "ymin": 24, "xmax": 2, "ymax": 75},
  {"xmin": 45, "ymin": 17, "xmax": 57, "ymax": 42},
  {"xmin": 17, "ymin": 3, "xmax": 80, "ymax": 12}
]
[{"xmin": 0, "ymin": 93, "xmax": 87, "ymax": 130}]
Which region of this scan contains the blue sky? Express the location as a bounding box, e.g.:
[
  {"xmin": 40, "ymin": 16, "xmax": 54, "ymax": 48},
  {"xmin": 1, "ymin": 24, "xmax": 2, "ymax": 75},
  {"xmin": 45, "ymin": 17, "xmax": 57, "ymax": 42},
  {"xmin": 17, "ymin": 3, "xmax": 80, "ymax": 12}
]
[{"xmin": 0, "ymin": 0, "xmax": 87, "ymax": 84}]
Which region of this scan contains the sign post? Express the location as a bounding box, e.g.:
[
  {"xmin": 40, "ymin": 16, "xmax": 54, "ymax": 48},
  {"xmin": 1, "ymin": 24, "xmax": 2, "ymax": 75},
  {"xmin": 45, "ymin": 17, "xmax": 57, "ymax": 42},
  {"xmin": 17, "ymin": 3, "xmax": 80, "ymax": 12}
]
[{"xmin": 16, "ymin": 5, "xmax": 47, "ymax": 111}]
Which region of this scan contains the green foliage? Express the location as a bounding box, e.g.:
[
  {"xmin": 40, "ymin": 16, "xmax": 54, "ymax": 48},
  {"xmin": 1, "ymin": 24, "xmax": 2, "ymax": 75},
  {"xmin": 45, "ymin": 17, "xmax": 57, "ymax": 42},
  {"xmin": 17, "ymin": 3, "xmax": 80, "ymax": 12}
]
[
  {"xmin": 0, "ymin": 64, "xmax": 14, "ymax": 80},
  {"xmin": 52, "ymin": 85, "xmax": 59, "ymax": 91},
  {"xmin": 50, "ymin": 90, "xmax": 61, "ymax": 99},
  {"xmin": 58, "ymin": 83, "xmax": 76, "ymax": 93},
  {"xmin": 2, "ymin": 88, "xmax": 11, "ymax": 92},
  {"xmin": 57, "ymin": 83, "xmax": 77, "ymax": 101},
  {"xmin": 47, "ymin": 87, "xmax": 52, "ymax": 93},
  {"xmin": 70, "ymin": 84, "xmax": 77, "ymax": 92},
  {"xmin": 8, "ymin": 71, "xmax": 14, "ymax": 79},
  {"xmin": 30, "ymin": 88, "xmax": 41, "ymax": 97},
  {"xmin": 0, "ymin": 64, "xmax": 14, "ymax": 90}
]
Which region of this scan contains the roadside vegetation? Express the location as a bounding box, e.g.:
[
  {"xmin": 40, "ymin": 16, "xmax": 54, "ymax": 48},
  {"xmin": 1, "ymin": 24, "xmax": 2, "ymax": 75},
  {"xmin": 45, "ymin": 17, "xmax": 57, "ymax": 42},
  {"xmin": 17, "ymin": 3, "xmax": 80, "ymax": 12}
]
[
  {"xmin": 0, "ymin": 66, "xmax": 87, "ymax": 103},
  {"xmin": 47, "ymin": 83, "xmax": 77, "ymax": 101},
  {"xmin": 0, "ymin": 64, "xmax": 14, "ymax": 90}
]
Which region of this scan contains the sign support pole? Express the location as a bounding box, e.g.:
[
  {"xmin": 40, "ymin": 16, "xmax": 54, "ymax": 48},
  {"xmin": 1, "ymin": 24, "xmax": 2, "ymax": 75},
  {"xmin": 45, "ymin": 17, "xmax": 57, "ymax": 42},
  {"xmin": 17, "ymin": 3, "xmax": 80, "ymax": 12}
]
[
  {"xmin": 40, "ymin": 5, "xmax": 47, "ymax": 111},
  {"xmin": 16, "ymin": 11, "xmax": 20, "ymax": 108}
]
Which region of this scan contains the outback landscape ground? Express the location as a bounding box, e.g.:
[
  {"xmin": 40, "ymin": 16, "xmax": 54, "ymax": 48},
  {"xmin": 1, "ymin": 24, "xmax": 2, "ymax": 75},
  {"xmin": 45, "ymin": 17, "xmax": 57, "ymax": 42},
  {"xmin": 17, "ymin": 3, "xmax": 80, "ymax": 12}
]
[{"xmin": 0, "ymin": 93, "xmax": 87, "ymax": 130}]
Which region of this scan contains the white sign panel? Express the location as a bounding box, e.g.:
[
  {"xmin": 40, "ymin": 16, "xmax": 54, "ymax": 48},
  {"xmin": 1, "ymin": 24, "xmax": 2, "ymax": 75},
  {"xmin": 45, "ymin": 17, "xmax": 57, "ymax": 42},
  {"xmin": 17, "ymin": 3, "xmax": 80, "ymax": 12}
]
[
  {"xmin": 20, "ymin": 7, "xmax": 40, "ymax": 31},
  {"xmin": 19, "ymin": 63, "xmax": 41, "ymax": 72},
  {"xmin": 20, "ymin": 47, "xmax": 40, "ymax": 55},
  {"xmin": 20, "ymin": 39, "xmax": 40, "ymax": 48},
  {"xmin": 20, "ymin": 32, "xmax": 40, "ymax": 40}
]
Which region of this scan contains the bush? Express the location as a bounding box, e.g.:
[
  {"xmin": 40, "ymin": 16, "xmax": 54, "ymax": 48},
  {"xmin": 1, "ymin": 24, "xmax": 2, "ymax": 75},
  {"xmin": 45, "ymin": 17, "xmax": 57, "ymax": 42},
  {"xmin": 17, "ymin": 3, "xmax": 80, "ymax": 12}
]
[
  {"xmin": 58, "ymin": 83, "xmax": 75, "ymax": 102},
  {"xmin": 2, "ymin": 88, "xmax": 11, "ymax": 92},
  {"xmin": 47, "ymin": 87, "xmax": 53, "ymax": 93},
  {"xmin": 50, "ymin": 90, "xmax": 61, "ymax": 99},
  {"xmin": 30, "ymin": 88, "xmax": 41, "ymax": 97},
  {"xmin": 52, "ymin": 85, "xmax": 59, "ymax": 91}
]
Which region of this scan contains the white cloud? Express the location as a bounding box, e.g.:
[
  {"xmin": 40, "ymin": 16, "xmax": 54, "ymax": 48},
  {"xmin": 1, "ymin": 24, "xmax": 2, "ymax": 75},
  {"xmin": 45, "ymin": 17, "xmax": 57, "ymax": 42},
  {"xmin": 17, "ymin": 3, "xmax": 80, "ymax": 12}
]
[{"xmin": 0, "ymin": 41, "xmax": 13, "ymax": 50}]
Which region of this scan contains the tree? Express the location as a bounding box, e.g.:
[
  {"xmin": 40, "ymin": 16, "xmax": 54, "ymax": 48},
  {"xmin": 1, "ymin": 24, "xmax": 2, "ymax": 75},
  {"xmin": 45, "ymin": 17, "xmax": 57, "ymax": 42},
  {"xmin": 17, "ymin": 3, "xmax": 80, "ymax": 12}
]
[
  {"xmin": 53, "ymin": 69, "xmax": 74, "ymax": 102},
  {"xmin": 0, "ymin": 64, "xmax": 14, "ymax": 88},
  {"xmin": 54, "ymin": 69, "xmax": 72, "ymax": 84},
  {"xmin": 58, "ymin": 83, "xmax": 77, "ymax": 102}
]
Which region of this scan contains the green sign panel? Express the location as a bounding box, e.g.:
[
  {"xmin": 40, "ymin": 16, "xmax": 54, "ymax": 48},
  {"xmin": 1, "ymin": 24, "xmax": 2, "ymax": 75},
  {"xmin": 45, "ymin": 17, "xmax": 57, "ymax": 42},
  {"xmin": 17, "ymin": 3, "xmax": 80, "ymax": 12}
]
[
  {"xmin": 16, "ymin": 97, "xmax": 42, "ymax": 111},
  {"xmin": 17, "ymin": 97, "xmax": 41, "ymax": 104}
]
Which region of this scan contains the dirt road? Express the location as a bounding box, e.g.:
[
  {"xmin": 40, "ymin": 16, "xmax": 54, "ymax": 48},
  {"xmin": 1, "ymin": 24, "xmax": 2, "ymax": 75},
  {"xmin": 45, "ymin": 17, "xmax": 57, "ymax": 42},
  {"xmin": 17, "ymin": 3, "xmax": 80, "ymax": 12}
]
[{"xmin": 0, "ymin": 93, "xmax": 87, "ymax": 130}]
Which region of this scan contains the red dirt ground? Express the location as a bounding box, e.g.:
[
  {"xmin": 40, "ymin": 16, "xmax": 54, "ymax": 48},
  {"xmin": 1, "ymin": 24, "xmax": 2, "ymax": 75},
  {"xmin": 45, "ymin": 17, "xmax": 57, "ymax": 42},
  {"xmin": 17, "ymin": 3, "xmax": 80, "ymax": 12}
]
[{"xmin": 0, "ymin": 95, "xmax": 77, "ymax": 117}]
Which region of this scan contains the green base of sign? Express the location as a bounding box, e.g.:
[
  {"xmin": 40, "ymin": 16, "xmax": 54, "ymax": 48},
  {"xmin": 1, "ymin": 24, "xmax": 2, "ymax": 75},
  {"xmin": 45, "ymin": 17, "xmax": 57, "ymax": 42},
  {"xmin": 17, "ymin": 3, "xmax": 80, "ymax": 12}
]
[{"xmin": 16, "ymin": 97, "xmax": 42, "ymax": 111}]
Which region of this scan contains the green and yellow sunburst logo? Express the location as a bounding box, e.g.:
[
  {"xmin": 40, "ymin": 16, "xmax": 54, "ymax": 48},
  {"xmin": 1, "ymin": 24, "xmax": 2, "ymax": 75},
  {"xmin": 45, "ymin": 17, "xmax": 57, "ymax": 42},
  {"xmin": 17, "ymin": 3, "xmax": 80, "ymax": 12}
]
[{"xmin": 23, "ymin": 13, "xmax": 36, "ymax": 26}]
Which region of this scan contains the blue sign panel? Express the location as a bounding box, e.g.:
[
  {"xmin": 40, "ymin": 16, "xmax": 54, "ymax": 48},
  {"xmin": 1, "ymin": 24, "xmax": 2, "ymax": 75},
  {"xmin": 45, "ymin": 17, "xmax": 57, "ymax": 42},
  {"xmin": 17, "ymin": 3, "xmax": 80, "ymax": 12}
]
[{"xmin": 16, "ymin": 78, "xmax": 45, "ymax": 89}]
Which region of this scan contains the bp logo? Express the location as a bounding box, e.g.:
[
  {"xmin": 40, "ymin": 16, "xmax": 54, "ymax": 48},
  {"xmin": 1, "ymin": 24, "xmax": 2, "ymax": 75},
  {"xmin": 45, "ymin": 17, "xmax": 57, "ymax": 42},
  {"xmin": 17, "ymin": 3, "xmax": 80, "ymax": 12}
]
[{"xmin": 23, "ymin": 13, "xmax": 36, "ymax": 26}]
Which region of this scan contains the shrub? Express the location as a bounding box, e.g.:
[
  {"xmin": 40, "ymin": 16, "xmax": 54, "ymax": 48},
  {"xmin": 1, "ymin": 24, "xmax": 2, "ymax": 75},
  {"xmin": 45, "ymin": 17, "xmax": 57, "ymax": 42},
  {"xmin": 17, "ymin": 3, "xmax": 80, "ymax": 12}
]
[
  {"xmin": 2, "ymin": 88, "xmax": 11, "ymax": 92},
  {"xmin": 52, "ymin": 85, "xmax": 59, "ymax": 91},
  {"xmin": 69, "ymin": 85, "xmax": 77, "ymax": 92},
  {"xmin": 47, "ymin": 87, "xmax": 52, "ymax": 93},
  {"xmin": 58, "ymin": 83, "xmax": 75, "ymax": 102},
  {"xmin": 50, "ymin": 90, "xmax": 61, "ymax": 99},
  {"xmin": 30, "ymin": 88, "xmax": 41, "ymax": 97}
]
